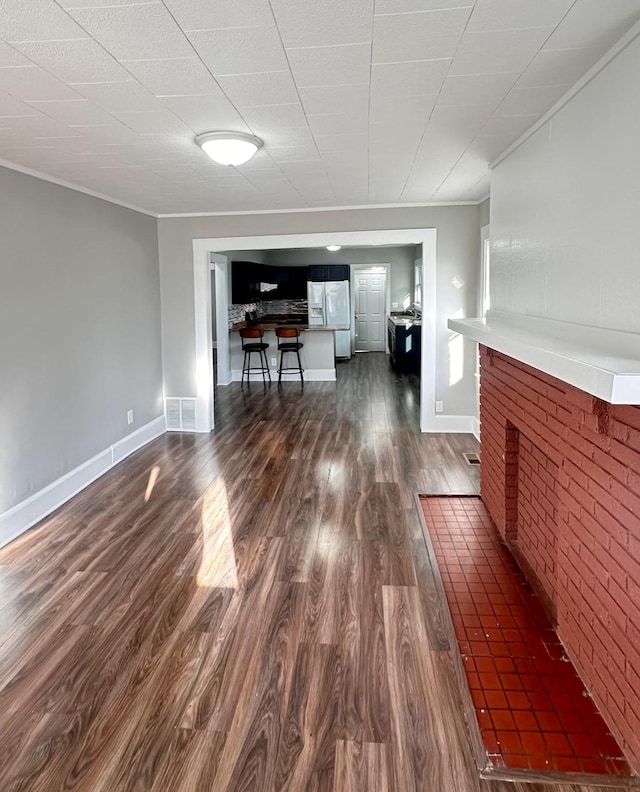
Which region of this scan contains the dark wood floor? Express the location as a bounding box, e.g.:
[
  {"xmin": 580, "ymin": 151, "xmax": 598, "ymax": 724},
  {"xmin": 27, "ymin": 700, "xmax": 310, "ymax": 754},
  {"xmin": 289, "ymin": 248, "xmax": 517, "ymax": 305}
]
[{"xmin": 0, "ymin": 354, "xmax": 604, "ymax": 791}]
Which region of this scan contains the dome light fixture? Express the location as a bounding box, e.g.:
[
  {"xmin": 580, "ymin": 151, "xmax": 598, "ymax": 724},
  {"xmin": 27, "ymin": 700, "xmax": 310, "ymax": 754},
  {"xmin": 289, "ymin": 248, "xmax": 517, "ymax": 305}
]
[
  {"xmin": 196, "ymin": 131, "xmax": 263, "ymax": 166},
  {"xmin": 326, "ymin": 245, "xmax": 341, "ymax": 252}
]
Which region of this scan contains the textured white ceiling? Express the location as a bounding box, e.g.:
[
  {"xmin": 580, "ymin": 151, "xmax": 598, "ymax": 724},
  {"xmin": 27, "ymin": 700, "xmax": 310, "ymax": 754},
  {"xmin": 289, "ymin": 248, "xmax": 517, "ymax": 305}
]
[{"xmin": 0, "ymin": 0, "xmax": 638, "ymax": 214}]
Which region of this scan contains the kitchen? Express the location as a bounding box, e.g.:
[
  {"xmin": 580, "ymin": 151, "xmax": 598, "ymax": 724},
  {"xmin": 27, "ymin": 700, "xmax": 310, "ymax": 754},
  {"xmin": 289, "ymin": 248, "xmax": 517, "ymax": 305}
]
[{"xmin": 221, "ymin": 244, "xmax": 423, "ymax": 383}]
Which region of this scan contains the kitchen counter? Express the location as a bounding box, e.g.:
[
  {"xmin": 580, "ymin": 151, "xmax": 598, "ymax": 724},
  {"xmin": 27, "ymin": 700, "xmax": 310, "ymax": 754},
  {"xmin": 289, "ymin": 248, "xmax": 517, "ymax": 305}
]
[
  {"xmin": 228, "ymin": 323, "xmax": 347, "ymax": 382},
  {"xmin": 231, "ymin": 321, "xmax": 350, "ymax": 332},
  {"xmin": 388, "ymin": 314, "xmax": 422, "ymax": 328}
]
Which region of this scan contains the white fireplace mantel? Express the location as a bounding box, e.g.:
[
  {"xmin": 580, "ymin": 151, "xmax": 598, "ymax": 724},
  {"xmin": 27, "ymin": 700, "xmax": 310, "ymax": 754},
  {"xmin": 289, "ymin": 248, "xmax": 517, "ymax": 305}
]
[{"xmin": 448, "ymin": 310, "xmax": 640, "ymax": 405}]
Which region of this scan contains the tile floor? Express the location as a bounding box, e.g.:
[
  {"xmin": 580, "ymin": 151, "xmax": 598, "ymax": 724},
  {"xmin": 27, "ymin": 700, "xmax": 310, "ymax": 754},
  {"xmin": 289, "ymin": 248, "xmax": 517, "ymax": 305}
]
[{"xmin": 420, "ymin": 495, "xmax": 633, "ymax": 778}]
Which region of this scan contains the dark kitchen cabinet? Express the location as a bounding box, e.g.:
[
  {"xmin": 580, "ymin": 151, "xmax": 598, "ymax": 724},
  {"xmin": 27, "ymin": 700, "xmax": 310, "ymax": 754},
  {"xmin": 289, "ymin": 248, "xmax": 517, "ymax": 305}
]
[
  {"xmin": 308, "ymin": 264, "xmax": 350, "ymax": 282},
  {"xmin": 388, "ymin": 318, "xmax": 421, "ymax": 374},
  {"xmin": 330, "ymin": 264, "xmax": 350, "ymax": 281},
  {"xmin": 274, "ymin": 265, "xmax": 308, "ymax": 299},
  {"xmin": 232, "ymin": 261, "xmax": 308, "ymax": 303},
  {"xmin": 231, "ymin": 261, "xmax": 262, "ymax": 304},
  {"xmin": 308, "ymin": 265, "xmax": 329, "ymax": 282}
]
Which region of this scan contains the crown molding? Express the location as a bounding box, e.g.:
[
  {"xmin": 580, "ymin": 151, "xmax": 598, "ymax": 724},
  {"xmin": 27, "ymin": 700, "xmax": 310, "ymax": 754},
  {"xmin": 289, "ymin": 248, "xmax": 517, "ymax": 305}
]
[
  {"xmin": 490, "ymin": 19, "xmax": 640, "ymax": 170},
  {"xmin": 156, "ymin": 199, "xmax": 485, "ymax": 219},
  {"xmin": 0, "ymin": 155, "xmax": 490, "ymax": 218},
  {"xmin": 0, "ymin": 157, "xmax": 158, "ymax": 218}
]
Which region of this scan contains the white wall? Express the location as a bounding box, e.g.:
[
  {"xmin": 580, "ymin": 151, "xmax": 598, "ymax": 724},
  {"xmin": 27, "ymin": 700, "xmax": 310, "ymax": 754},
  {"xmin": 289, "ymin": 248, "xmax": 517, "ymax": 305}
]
[
  {"xmin": 0, "ymin": 166, "xmax": 163, "ymax": 517},
  {"xmin": 490, "ymin": 32, "xmax": 640, "ymax": 332},
  {"xmin": 158, "ymin": 205, "xmax": 482, "ymax": 418}
]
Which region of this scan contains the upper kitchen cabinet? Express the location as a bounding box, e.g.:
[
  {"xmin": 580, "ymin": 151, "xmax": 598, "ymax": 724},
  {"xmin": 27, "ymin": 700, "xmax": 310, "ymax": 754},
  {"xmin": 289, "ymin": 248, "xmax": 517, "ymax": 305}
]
[
  {"xmin": 308, "ymin": 265, "xmax": 329, "ymax": 282},
  {"xmin": 231, "ymin": 261, "xmax": 309, "ymax": 303},
  {"xmin": 308, "ymin": 264, "xmax": 350, "ymax": 282},
  {"xmin": 331, "ymin": 265, "xmax": 350, "ymax": 282},
  {"xmin": 231, "ymin": 261, "xmax": 262, "ymax": 304},
  {"xmin": 273, "ymin": 265, "xmax": 308, "ymax": 300}
]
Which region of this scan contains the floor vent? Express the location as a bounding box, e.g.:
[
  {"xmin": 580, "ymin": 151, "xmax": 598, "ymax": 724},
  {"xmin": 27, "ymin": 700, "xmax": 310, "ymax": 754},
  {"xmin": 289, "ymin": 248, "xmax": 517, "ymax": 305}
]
[
  {"xmin": 165, "ymin": 397, "xmax": 197, "ymax": 432},
  {"xmin": 463, "ymin": 452, "xmax": 480, "ymax": 466}
]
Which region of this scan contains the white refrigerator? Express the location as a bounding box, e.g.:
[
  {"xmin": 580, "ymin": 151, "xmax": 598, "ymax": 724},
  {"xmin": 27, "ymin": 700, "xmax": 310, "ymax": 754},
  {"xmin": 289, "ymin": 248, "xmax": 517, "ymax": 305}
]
[{"xmin": 307, "ymin": 280, "xmax": 351, "ymax": 359}]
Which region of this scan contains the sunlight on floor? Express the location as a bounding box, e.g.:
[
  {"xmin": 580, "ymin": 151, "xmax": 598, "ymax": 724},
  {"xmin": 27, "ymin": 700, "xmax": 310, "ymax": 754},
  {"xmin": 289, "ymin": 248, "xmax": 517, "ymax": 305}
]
[
  {"xmin": 326, "ymin": 460, "xmax": 344, "ymax": 493},
  {"xmin": 198, "ymin": 478, "xmax": 238, "ymax": 589},
  {"xmin": 144, "ymin": 466, "xmax": 160, "ymax": 502}
]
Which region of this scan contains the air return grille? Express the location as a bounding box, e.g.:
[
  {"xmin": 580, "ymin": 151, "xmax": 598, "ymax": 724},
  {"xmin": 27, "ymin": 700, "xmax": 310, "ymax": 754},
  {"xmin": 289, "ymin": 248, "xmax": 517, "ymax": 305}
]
[{"xmin": 165, "ymin": 398, "xmax": 197, "ymax": 432}]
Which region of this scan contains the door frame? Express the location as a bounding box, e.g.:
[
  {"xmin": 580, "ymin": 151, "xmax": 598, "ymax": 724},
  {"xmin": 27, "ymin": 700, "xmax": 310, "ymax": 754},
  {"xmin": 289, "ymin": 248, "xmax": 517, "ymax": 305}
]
[
  {"xmin": 350, "ymin": 264, "xmax": 390, "ymax": 353},
  {"xmin": 192, "ymin": 228, "xmax": 437, "ymax": 432},
  {"xmin": 211, "ymin": 253, "xmax": 230, "ymax": 385}
]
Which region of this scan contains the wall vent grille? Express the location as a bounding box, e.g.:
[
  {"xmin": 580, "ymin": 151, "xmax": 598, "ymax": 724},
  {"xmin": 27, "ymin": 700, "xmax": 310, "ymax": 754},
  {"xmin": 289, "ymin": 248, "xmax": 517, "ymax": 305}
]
[
  {"xmin": 463, "ymin": 452, "xmax": 480, "ymax": 466},
  {"xmin": 166, "ymin": 399, "xmax": 181, "ymax": 430},
  {"xmin": 180, "ymin": 400, "xmax": 196, "ymax": 431},
  {"xmin": 164, "ymin": 398, "xmax": 197, "ymax": 432}
]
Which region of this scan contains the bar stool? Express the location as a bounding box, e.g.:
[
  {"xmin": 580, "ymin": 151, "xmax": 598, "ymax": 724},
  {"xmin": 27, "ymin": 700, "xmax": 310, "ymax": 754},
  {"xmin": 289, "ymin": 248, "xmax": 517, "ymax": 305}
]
[
  {"xmin": 275, "ymin": 327, "xmax": 304, "ymax": 386},
  {"xmin": 240, "ymin": 327, "xmax": 271, "ymax": 386}
]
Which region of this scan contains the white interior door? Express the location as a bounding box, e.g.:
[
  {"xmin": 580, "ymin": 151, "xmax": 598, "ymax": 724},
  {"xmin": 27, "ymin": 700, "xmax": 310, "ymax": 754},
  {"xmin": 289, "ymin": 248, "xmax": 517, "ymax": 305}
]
[{"xmin": 354, "ymin": 270, "xmax": 386, "ymax": 352}]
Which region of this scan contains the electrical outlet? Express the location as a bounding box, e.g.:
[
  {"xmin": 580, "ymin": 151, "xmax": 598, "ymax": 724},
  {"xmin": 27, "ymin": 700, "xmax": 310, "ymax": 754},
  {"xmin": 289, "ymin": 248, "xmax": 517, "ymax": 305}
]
[
  {"xmin": 392, "ymin": 301, "xmax": 399, "ymax": 309},
  {"xmin": 271, "ymin": 357, "xmax": 277, "ymax": 366},
  {"xmin": 127, "ymin": 409, "xmax": 134, "ymax": 425},
  {"xmin": 435, "ymin": 401, "xmax": 443, "ymax": 413}
]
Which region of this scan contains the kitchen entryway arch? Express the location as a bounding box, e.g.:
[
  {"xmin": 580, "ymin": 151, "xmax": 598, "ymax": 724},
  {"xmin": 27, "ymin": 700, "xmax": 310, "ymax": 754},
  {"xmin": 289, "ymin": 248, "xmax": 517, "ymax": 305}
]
[{"xmin": 191, "ymin": 229, "xmax": 439, "ymax": 433}]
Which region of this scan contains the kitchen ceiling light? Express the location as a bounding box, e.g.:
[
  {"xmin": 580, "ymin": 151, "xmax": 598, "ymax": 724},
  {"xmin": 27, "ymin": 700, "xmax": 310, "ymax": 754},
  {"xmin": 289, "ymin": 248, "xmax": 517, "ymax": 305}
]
[
  {"xmin": 326, "ymin": 245, "xmax": 341, "ymax": 251},
  {"xmin": 196, "ymin": 131, "xmax": 263, "ymax": 166}
]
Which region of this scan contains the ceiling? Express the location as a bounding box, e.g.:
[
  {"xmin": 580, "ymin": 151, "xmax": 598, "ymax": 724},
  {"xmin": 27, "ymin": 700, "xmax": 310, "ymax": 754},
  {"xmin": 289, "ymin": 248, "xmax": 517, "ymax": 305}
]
[{"xmin": 1, "ymin": 0, "xmax": 639, "ymax": 215}]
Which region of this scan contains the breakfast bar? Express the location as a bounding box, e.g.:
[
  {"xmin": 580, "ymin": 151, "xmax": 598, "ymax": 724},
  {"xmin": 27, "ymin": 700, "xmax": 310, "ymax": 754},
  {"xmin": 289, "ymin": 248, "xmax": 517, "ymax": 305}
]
[{"xmin": 229, "ymin": 318, "xmax": 350, "ymax": 382}]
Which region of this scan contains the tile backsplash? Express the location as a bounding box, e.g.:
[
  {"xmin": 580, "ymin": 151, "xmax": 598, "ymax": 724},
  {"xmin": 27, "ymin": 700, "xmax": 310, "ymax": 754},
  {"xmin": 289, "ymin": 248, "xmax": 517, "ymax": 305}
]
[
  {"xmin": 263, "ymin": 298, "xmax": 308, "ymax": 315},
  {"xmin": 227, "ymin": 303, "xmax": 247, "ymax": 326},
  {"xmin": 228, "ymin": 299, "xmax": 307, "ymax": 327}
]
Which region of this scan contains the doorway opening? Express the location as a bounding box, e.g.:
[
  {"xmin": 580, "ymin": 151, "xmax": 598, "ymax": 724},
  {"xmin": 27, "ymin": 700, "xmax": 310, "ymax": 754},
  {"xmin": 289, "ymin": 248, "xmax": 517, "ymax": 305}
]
[{"xmin": 192, "ymin": 228, "xmax": 438, "ymax": 433}]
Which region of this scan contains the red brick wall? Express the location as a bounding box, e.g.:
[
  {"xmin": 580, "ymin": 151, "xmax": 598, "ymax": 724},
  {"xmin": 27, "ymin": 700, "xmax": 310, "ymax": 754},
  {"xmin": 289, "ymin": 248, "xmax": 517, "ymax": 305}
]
[
  {"xmin": 517, "ymin": 434, "xmax": 558, "ymax": 604},
  {"xmin": 479, "ymin": 345, "xmax": 640, "ymax": 770}
]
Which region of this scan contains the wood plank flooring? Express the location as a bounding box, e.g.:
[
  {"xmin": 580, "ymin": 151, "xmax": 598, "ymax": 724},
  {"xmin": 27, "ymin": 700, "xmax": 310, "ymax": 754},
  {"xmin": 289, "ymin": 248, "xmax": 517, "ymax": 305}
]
[{"xmin": 0, "ymin": 354, "xmax": 604, "ymax": 791}]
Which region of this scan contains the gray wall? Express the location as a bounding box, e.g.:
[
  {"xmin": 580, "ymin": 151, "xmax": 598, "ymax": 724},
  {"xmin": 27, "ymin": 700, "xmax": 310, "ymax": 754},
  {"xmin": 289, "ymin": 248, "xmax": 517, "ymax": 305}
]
[
  {"xmin": 478, "ymin": 198, "xmax": 490, "ymax": 228},
  {"xmin": 265, "ymin": 245, "xmax": 417, "ymax": 308},
  {"xmin": 158, "ymin": 204, "xmax": 482, "ymax": 417},
  {"xmin": 491, "ymin": 35, "xmax": 640, "ymax": 332},
  {"xmin": 0, "ymin": 166, "xmax": 163, "ymax": 514}
]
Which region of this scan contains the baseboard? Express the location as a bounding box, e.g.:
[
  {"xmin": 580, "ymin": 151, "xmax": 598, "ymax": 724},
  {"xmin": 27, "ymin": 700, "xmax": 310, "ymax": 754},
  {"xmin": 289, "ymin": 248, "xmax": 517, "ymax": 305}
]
[
  {"xmin": 420, "ymin": 414, "xmax": 476, "ymax": 433},
  {"xmin": 231, "ymin": 368, "xmax": 336, "ymax": 382},
  {"xmin": 0, "ymin": 415, "xmax": 166, "ymax": 549},
  {"xmin": 472, "ymin": 417, "xmax": 481, "ymax": 442},
  {"xmin": 112, "ymin": 415, "xmax": 166, "ymax": 463}
]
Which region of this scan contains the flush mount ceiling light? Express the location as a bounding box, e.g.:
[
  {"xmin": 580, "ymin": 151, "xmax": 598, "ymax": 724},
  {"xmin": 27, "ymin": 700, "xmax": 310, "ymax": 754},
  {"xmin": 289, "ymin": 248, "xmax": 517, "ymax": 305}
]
[
  {"xmin": 326, "ymin": 245, "xmax": 341, "ymax": 252},
  {"xmin": 196, "ymin": 131, "xmax": 263, "ymax": 166}
]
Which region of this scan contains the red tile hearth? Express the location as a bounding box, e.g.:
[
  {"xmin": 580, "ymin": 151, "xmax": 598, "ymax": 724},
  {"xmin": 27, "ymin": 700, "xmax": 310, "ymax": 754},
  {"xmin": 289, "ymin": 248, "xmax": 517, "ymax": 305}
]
[{"xmin": 419, "ymin": 495, "xmax": 637, "ymax": 782}]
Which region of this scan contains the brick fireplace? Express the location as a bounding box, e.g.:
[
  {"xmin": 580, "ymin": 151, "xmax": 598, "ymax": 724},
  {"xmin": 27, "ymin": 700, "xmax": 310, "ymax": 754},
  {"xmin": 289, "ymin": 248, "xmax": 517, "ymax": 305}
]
[{"xmin": 479, "ymin": 345, "xmax": 640, "ymax": 771}]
